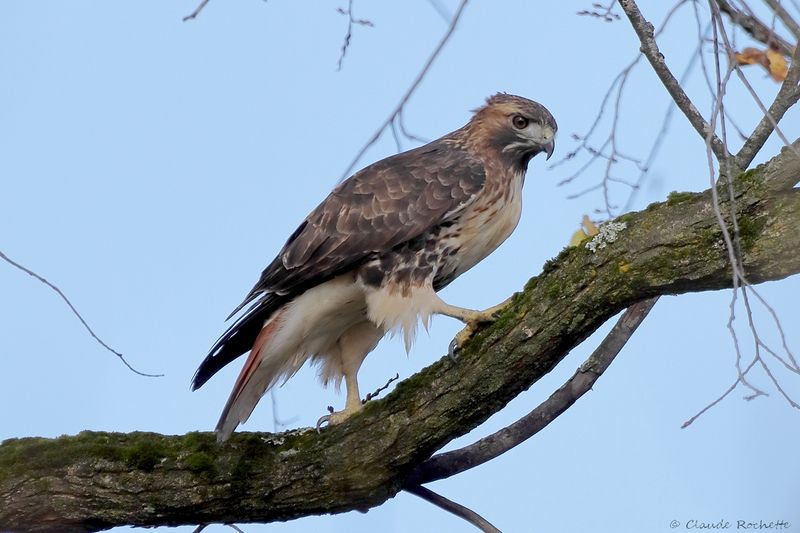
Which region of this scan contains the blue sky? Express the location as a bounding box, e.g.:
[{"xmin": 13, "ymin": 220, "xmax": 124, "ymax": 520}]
[{"xmin": 1, "ymin": 1, "xmax": 799, "ymax": 532}]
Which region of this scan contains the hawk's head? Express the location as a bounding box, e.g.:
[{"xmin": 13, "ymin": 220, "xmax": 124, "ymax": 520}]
[{"xmin": 467, "ymin": 93, "xmax": 557, "ymax": 171}]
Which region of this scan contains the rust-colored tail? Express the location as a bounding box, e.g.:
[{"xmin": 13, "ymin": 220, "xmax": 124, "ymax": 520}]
[{"xmin": 215, "ymin": 309, "xmax": 286, "ymax": 441}]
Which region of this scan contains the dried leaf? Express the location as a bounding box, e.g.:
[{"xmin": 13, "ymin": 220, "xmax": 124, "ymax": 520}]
[
  {"xmin": 766, "ymin": 48, "xmax": 788, "ymax": 81},
  {"xmin": 735, "ymin": 47, "xmax": 769, "ymax": 68},
  {"xmin": 581, "ymin": 215, "xmax": 600, "ymax": 237},
  {"xmin": 734, "ymin": 47, "xmax": 789, "ymax": 82},
  {"xmin": 568, "ymin": 215, "xmax": 600, "ymax": 247}
]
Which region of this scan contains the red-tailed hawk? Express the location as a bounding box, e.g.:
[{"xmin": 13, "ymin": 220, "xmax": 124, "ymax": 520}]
[{"xmin": 193, "ymin": 93, "xmax": 556, "ymax": 441}]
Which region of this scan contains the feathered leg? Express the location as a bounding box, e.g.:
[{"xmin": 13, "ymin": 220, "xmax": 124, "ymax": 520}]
[{"xmin": 317, "ymin": 321, "xmax": 383, "ymax": 429}]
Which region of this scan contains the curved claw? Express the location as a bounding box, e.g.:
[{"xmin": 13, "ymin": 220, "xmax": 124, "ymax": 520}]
[
  {"xmin": 448, "ymin": 325, "xmax": 477, "ymax": 361},
  {"xmin": 448, "ymin": 338, "xmax": 460, "ymax": 361},
  {"xmin": 316, "ymin": 414, "xmax": 331, "ymax": 433}
]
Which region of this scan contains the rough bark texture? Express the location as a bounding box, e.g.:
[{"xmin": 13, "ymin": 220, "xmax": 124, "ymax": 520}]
[{"xmin": 2, "ymin": 144, "xmax": 799, "ymax": 532}]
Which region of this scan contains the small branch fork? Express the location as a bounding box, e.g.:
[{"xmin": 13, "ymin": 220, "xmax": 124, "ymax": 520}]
[
  {"xmin": 577, "ymin": 1, "xmax": 621, "ymax": 22},
  {"xmin": 0, "ymin": 249, "xmax": 161, "ymax": 378},
  {"xmin": 407, "ymin": 298, "xmax": 657, "ymax": 486},
  {"xmin": 336, "ymin": 0, "xmax": 374, "ymax": 71},
  {"xmin": 403, "ymin": 298, "xmax": 658, "ymax": 530},
  {"xmin": 338, "ymin": 0, "xmax": 469, "ymax": 181},
  {"xmin": 183, "ymin": 0, "xmax": 211, "ymax": 22}
]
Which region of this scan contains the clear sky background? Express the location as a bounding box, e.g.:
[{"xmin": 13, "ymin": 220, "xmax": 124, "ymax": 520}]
[{"xmin": 1, "ymin": 2, "xmax": 799, "ymax": 532}]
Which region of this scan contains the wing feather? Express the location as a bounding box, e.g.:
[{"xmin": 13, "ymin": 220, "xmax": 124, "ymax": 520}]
[{"xmin": 258, "ymin": 142, "xmax": 485, "ymax": 296}]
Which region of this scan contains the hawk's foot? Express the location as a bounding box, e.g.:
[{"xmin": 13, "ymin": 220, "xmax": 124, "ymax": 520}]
[
  {"xmin": 447, "ymin": 298, "xmax": 513, "ymax": 360},
  {"xmin": 315, "ymin": 403, "xmax": 362, "ymax": 432}
]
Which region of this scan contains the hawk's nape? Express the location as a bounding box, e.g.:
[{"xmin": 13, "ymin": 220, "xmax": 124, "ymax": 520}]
[{"xmin": 193, "ymin": 93, "xmax": 557, "ymax": 441}]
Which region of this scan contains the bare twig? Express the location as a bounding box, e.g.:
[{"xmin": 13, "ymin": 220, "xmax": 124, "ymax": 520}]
[
  {"xmin": 763, "ymin": 0, "xmax": 800, "ymax": 38},
  {"xmin": 617, "ymin": 0, "xmax": 730, "ymax": 163},
  {"xmin": 364, "ymin": 373, "xmax": 399, "ymax": 403},
  {"xmin": 682, "ymin": 357, "xmax": 759, "ymax": 428},
  {"xmin": 578, "ymin": 0, "xmax": 621, "ymax": 21},
  {"xmin": 408, "ymin": 298, "xmax": 658, "ymax": 485},
  {"xmin": 339, "ymin": 0, "xmax": 469, "ymax": 181},
  {"xmin": 0, "ymin": 250, "xmax": 162, "ymax": 378},
  {"xmin": 336, "ymin": 0, "xmax": 374, "ymax": 71},
  {"xmin": 398, "ymin": 109, "xmax": 429, "ymax": 143},
  {"xmin": 270, "ymin": 390, "xmax": 299, "ymax": 432},
  {"xmin": 183, "ymin": 0, "xmax": 211, "ymax": 22},
  {"xmin": 404, "ymin": 484, "xmax": 502, "ymax": 533}
]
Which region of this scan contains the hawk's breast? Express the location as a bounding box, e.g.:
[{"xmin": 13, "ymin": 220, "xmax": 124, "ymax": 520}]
[{"xmin": 434, "ymin": 170, "xmax": 525, "ymax": 287}]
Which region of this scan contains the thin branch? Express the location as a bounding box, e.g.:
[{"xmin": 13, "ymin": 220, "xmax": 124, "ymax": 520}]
[
  {"xmin": 338, "ymin": 0, "xmax": 469, "ymax": 181},
  {"xmin": 682, "ymin": 357, "xmax": 759, "ymax": 428},
  {"xmin": 617, "ymin": 0, "xmax": 731, "ymax": 164},
  {"xmin": 398, "ymin": 109, "xmax": 429, "ymax": 144},
  {"xmin": 0, "ymin": 250, "xmax": 162, "ymax": 378},
  {"xmin": 183, "ymin": 0, "xmax": 211, "ymax": 22},
  {"xmin": 408, "ymin": 298, "xmax": 658, "ymax": 485},
  {"xmin": 364, "ymin": 373, "xmax": 399, "ymax": 403},
  {"xmin": 270, "ymin": 390, "xmax": 299, "ymax": 432},
  {"xmin": 404, "ymin": 484, "xmax": 502, "ymax": 533},
  {"xmin": 762, "ymin": 0, "xmax": 800, "ymax": 38}
]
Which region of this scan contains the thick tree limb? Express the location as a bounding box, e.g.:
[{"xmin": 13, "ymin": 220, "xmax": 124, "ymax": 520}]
[{"xmin": 2, "ymin": 144, "xmax": 800, "ymax": 532}]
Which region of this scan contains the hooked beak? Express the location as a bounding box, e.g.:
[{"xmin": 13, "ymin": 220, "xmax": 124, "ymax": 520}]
[{"xmin": 544, "ymin": 138, "xmax": 555, "ymax": 160}]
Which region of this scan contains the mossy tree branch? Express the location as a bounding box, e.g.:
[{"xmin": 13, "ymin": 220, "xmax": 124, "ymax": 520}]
[{"xmin": 2, "ymin": 145, "xmax": 799, "ymax": 532}]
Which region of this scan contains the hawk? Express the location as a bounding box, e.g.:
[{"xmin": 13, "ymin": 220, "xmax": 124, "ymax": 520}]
[{"xmin": 193, "ymin": 93, "xmax": 556, "ymax": 441}]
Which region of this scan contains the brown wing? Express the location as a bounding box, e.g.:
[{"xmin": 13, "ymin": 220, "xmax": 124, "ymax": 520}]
[{"xmin": 233, "ymin": 140, "xmax": 486, "ymax": 313}]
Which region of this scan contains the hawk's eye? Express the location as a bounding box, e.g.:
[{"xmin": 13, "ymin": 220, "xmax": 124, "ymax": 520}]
[{"xmin": 512, "ymin": 115, "xmax": 529, "ymax": 129}]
